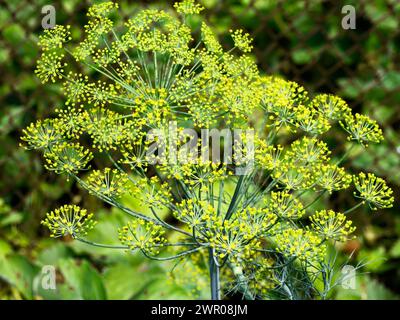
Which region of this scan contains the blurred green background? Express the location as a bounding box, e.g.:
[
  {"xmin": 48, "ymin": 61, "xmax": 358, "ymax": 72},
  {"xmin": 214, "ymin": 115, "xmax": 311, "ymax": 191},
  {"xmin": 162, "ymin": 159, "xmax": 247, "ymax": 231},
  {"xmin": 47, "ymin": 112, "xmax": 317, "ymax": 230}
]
[{"xmin": 0, "ymin": 0, "xmax": 399, "ymax": 299}]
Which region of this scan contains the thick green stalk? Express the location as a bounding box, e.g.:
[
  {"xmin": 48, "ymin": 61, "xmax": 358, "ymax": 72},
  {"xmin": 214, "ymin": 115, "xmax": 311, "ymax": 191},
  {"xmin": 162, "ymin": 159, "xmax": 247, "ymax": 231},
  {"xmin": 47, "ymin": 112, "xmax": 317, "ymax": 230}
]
[{"xmin": 209, "ymin": 248, "xmax": 221, "ymax": 300}]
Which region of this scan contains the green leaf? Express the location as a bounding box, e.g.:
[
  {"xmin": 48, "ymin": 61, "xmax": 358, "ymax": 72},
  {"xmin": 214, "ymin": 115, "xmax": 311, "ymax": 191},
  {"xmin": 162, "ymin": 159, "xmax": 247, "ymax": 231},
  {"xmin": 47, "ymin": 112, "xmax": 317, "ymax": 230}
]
[
  {"xmin": 292, "ymin": 49, "xmax": 311, "ymax": 64},
  {"xmin": 357, "ymin": 246, "xmax": 387, "ymax": 272},
  {"xmin": 0, "ymin": 240, "xmax": 12, "ymax": 258},
  {"xmin": 36, "ymin": 242, "xmax": 74, "ymax": 266},
  {"xmin": 0, "ymin": 254, "xmax": 39, "ymax": 299},
  {"xmin": 103, "ymin": 262, "xmax": 158, "ymax": 300},
  {"xmin": 81, "ymin": 261, "xmax": 107, "ymax": 300},
  {"xmin": 58, "ymin": 259, "xmax": 107, "ymax": 300},
  {"xmin": 389, "ymin": 240, "xmax": 400, "ymax": 258},
  {"xmin": 2, "ymin": 24, "xmax": 25, "ymax": 43},
  {"xmin": 0, "ymin": 212, "xmax": 24, "ymax": 227}
]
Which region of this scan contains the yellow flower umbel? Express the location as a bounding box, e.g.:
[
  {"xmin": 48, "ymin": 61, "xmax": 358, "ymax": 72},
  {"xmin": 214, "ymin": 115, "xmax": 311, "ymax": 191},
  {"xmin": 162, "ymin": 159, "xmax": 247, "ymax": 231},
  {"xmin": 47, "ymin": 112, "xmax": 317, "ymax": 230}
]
[
  {"xmin": 44, "ymin": 142, "xmax": 93, "ymax": 175},
  {"xmin": 340, "ymin": 113, "xmax": 384, "ymax": 147},
  {"xmin": 315, "ymin": 164, "xmax": 352, "ymax": 193},
  {"xmin": 20, "ymin": 119, "xmax": 64, "ymax": 150},
  {"xmin": 41, "ymin": 205, "xmax": 97, "ymax": 238},
  {"xmin": 294, "ymin": 104, "xmax": 331, "ymax": 135},
  {"xmin": 201, "ymin": 22, "xmax": 223, "ymax": 54},
  {"xmin": 35, "ymin": 51, "xmax": 66, "ymax": 83},
  {"xmin": 275, "ymin": 229, "xmax": 325, "ymax": 262},
  {"xmin": 119, "ymin": 219, "xmax": 167, "ymax": 255},
  {"xmin": 174, "ymin": 198, "xmax": 215, "ymax": 228},
  {"xmin": 311, "ymin": 94, "xmax": 351, "ymax": 121},
  {"xmin": 353, "ymin": 172, "xmax": 394, "ymax": 210},
  {"xmin": 38, "ymin": 25, "xmax": 72, "ymax": 50},
  {"xmin": 230, "ymin": 29, "xmax": 253, "ymax": 53},
  {"xmin": 309, "ymin": 210, "xmax": 356, "ymax": 242},
  {"xmin": 266, "ymin": 191, "xmax": 305, "ymax": 219},
  {"xmin": 260, "ymin": 76, "xmax": 308, "ymax": 128},
  {"xmin": 174, "ymin": 0, "xmax": 204, "ymax": 15},
  {"xmin": 86, "ymin": 168, "xmax": 129, "ymax": 199}
]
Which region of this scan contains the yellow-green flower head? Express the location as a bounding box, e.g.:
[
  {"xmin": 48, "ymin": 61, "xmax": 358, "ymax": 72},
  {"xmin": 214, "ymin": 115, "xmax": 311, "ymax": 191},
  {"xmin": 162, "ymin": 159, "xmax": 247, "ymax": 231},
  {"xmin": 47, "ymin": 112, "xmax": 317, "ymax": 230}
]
[
  {"xmin": 87, "ymin": 80, "xmax": 117, "ymax": 107},
  {"xmin": 309, "ymin": 210, "xmax": 356, "ymax": 242},
  {"xmin": 237, "ymin": 207, "xmax": 277, "ymax": 236},
  {"xmin": 255, "ymin": 142, "xmax": 283, "ymax": 171},
  {"xmin": 340, "ymin": 113, "xmax": 384, "ymax": 147},
  {"xmin": 273, "ymin": 164, "xmax": 315, "ymax": 190},
  {"xmin": 132, "ymin": 176, "xmax": 172, "ymax": 210},
  {"xmin": 55, "ymin": 105, "xmax": 84, "ymax": 139},
  {"xmin": 259, "ymin": 76, "xmax": 308, "ymax": 128},
  {"xmin": 266, "ymin": 191, "xmax": 305, "ymax": 219},
  {"xmin": 353, "ymin": 172, "xmax": 394, "ymax": 210},
  {"xmin": 208, "ymin": 219, "xmax": 261, "ymax": 260},
  {"xmin": 72, "ymin": 2, "xmax": 118, "ymax": 62},
  {"xmin": 86, "ymin": 168, "xmax": 129, "ymax": 199},
  {"xmin": 38, "ymin": 25, "xmax": 72, "ymax": 50},
  {"xmin": 294, "ymin": 105, "xmax": 331, "ymax": 135},
  {"xmin": 23, "ymin": 0, "xmax": 395, "ymax": 296},
  {"xmin": 123, "ymin": 9, "xmax": 193, "ymax": 65},
  {"xmin": 285, "ymin": 136, "xmax": 331, "ymax": 166},
  {"xmin": 311, "ymin": 94, "xmax": 351, "ymax": 121},
  {"xmin": 174, "ymin": 0, "xmax": 204, "ymax": 15},
  {"xmin": 20, "ymin": 119, "xmax": 63, "ymax": 150},
  {"xmin": 41, "ymin": 204, "xmax": 97, "ymax": 238},
  {"xmin": 230, "ymin": 29, "xmax": 253, "ymax": 53},
  {"xmin": 35, "ymin": 51, "xmax": 66, "ymax": 83},
  {"xmin": 316, "ymin": 164, "xmax": 352, "ymax": 193},
  {"xmin": 201, "ymin": 22, "xmax": 223, "ymax": 54},
  {"xmin": 44, "ymin": 142, "xmax": 93, "ymax": 174},
  {"xmin": 275, "ymin": 228, "xmax": 325, "ymax": 262},
  {"xmin": 118, "ymin": 219, "xmax": 166, "ymax": 255},
  {"xmin": 174, "ymin": 198, "xmax": 215, "ymax": 228},
  {"xmin": 63, "ymin": 72, "xmax": 89, "ymax": 106},
  {"xmin": 87, "ymin": 1, "xmax": 118, "ymax": 18},
  {"xmin": 82, "ymin": 108, "xmax": 129, "ymax": 152}
]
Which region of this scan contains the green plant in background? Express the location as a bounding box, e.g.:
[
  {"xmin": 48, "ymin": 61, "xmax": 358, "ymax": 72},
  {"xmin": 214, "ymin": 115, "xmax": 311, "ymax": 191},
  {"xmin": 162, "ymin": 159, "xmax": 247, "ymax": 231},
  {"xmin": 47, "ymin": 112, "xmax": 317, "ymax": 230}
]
[{"xmin": 21, "ymin": 0, "xmax": 395, "ymax": 300}]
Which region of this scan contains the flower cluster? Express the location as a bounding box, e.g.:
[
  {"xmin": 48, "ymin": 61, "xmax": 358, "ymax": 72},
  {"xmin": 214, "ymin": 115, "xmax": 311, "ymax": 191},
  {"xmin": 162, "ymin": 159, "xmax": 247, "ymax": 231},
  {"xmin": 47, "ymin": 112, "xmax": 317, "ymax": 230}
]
[
  {"xmin": 20, "ymin": 119, "xmax": 63, "ymax": 150},
  {"xmin": 41, "ymin": 205, "xmax": 97, "ymax": 238},
  {"xmin": 340, "ymin": 113, "xmax": 384, "ymax": 147},
  {"xmin": 119, "ymin": 220, "xmax": 167, "ymax": 255},
  {"xmin": 353, "ymin": 172, "xmax": 394, "ymax": 210},
  {"xmin": 265, "ymin": 191, "xmax": 305, "ymax": 219},
  {"xmin": 315, "ymin": 164, "xmax": 352, "ymax": 193},
  {"xmin": 25, "ymin": 0, "xmax": 394, "ymax": 300},
  {"xmin": 275, "ymin": 229, "xmax": 326, "ymax": 262},
  {"xmin": 38, "ymin": 25, "xmax": 72, "ymax": 50},
  {"xmin": 309, "ymin": 210, "xmax": 356, "ymax": 242},
  {"xmin": 85, "ymin": 168, "xmax": 129, "ymax": 199},
  {"xmin": 230, "ymin": 29, "xmax": 253, "ymax": 53},
  {"xmin": 44, "ymin": 142, "xmax": 93, "ymax": 175},
  {"xmin": 174, "ymin": 0, "xmax": 204, "ymax": 15}
]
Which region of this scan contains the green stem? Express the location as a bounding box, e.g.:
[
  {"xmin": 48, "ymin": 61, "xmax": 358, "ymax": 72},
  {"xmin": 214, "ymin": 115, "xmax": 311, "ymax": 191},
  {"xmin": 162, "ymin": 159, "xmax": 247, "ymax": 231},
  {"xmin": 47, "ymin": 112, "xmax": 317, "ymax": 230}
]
[
  {"xmin": 336, "ymin": 144, "xmax": 355, "ymax": 165},
  {"xmin": 143, "ymin": 246, "xmax": 203, "ymax": 261},
  {"xmin": 343, "ymin": 201, "xmax": 364, "ymax": 214},
  {"xmin": 225, "ymin": 175, "xmax": 245, "ymax": 220},
  {"xmin": 229, "ymin": 262, "xmax": 254, "ymax": 300},
  {"xmin": 303, "ymin": 190, "xmax": 326, "ymax": 210},
  {"xmin": 75, "ymin": 238, "xmax": 128, "ymax": 249},
  {"xmin": 209, "ymin": 248, "xmax": 221, "ymax": 300}
]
